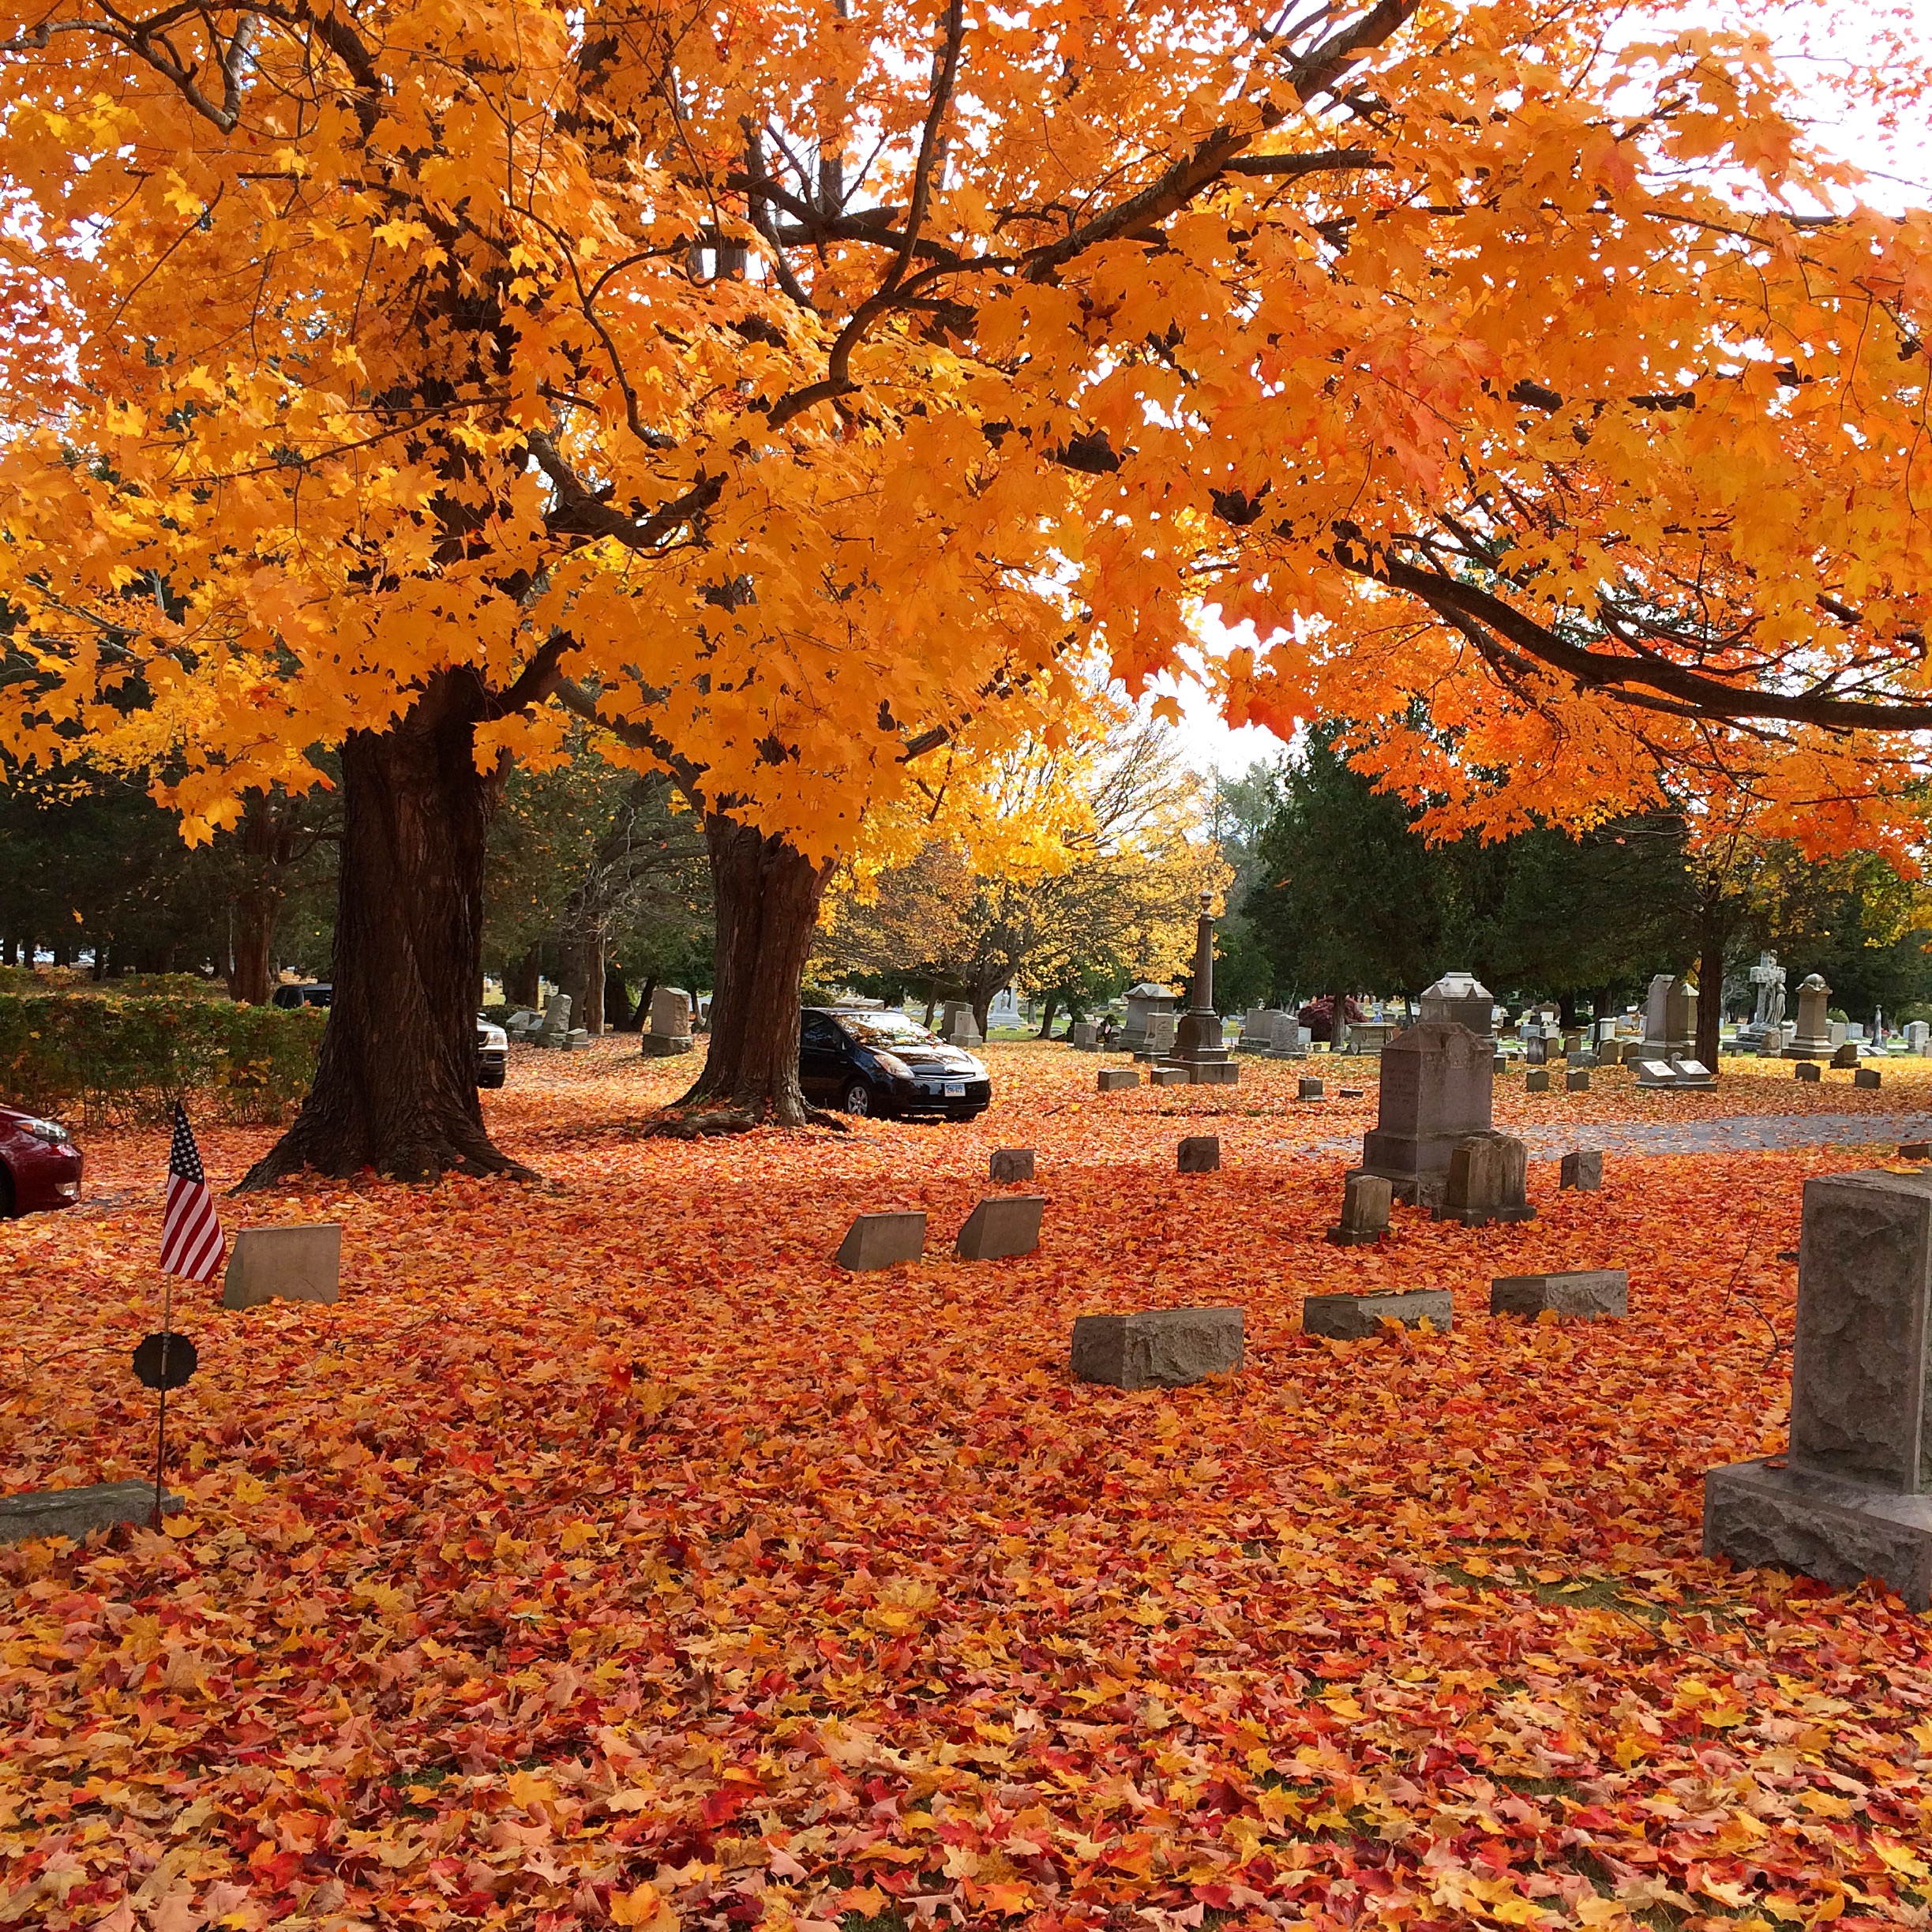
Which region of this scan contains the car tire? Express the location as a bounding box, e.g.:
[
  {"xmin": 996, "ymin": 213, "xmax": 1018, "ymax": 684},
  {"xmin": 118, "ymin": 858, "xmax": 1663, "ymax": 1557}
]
[
  {"xmin": 478, "ymin": 1072, "xmax": 506, "ymax": 1090},
  {"xmin": 839, "ymin": 1079, "xmax": 876, "ymax": 1116}
]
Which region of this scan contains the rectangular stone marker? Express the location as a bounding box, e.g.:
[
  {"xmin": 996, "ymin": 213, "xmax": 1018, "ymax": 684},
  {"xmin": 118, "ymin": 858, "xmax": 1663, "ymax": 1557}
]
[
  {"xmin": 1525, "ymin": 1068, "xmax": 1551, "ymax": 1093},
  {"xmin": 1670, "ymin": 1058, "xmax": 1716, "ymax": 1087},
  {"xmin": 1435, "ymin": 1131, "xmax": 1535, "ymax": 1226},
  {"xmin": 1070, "ymin": 1022, "xmax": 1099, "ymax": 1051},
  {"xmin": 1560, "ymin": 1150, "xmax": 1604, "ymax": 1191},
  {"xmin": 955, "ymin": 1195, "xmax": 1045, "ymax": 1261},
  {"xmin": 1303, "ymin": 1289, "xmax": 1454, "ymax": 1340},
  {"xmin": 222, "ymin": 1224, "xmax": 343, "ymax": 1311},
  {"xmin": 0, "ymin": 1481, "xmax": 183, "ymax": 1544},
  {"xmin": 835, "ymin": 1210, "xmax": 927, "ymax": 1270},
  {"xmin": 1491, "ymin": 1269, "xmax": 1628, "ymax": 1319},
  {"xmin": 1097, "ymin": 1067, "xmax": 1139, "ymax": 1092},
  {"xmin": 1071, "ymin": 1307, "xmax": 1244, "ymax": 1390},
  {"xmin": 1148, "ymin": 1065, "xmax": 1188, "ymax": 1087},
  {"xmin": 1326, "ymin": 1172, "xmax": 1391, "ymax": 1247},
  {"xmin": 1902, "ymin": 1142, "xmax": 1931, "ymax": 1161},
  {"xmin": 1795, "ymin": 1061, "xmax": 1821, "ymax": 1082},
  {"xmin": 1298, "ymin": 1076, "xmax": 1325, "ymax": 1101},
  {"xmin": 1634, "ymin": 1058, "xmax": 1677, "ymax": 1086},
  {"xmin": 1566, "ymin": 1069, "xmax": 1591, "ymax": 1093},
  {"xmin": 989, "ymin": 1148, "xmax": 1035, "ymax": 1183},
  {"xmin": 1704, "ymin": 1170, "xmax": 1932, "ymax": 1605},
  {"xmin": 1188, "ymin": 1062, "xmax": 1240, "ymax": 1086},
  {"xmin": 1855, "ymin": 1067, "xmax": 1882, "ymax": 1090},
  {"xmin": 1177, "ymin": 1135, "xmax": 1220, "ymax": 1174},
  {"xmin": 1492, "ymin": 1055, "xmax": 1508, "ymax": 1075}
]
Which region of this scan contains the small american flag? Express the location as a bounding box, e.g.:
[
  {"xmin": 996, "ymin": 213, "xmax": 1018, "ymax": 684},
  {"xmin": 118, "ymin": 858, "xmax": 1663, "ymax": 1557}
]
[{"xmin": 160, "ymin": 1102, "xmax": 226, "ymax": 1282}]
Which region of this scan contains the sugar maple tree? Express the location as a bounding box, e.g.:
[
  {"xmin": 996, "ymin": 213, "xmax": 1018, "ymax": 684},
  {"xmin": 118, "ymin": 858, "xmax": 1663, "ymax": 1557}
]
[{"xmin": 2, "ymin": 0, "xmax": 1927, "ymax": 1180}]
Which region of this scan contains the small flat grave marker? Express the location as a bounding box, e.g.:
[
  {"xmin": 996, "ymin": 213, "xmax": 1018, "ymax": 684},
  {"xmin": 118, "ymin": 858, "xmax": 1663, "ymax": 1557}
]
[
  {"xmin": 1855, "ymin": 1067, "xmax": 1882, "ymax": 1090},
  {"xmin": 1297, "ymin": 1077, "xmax": 1325, "ymax": 1101},
  {"xmin": 1795, "ymin": 1062, "xmax": 1822, "ymax": 1083},
  {"xmin": 989, "ymin": 1148, "xmax": 1035, "ymax": 1184},
  {"xmin": 0, "ymin": 1481, "xmax": 183, "ymax": 1545},
  {"xmin": 1071, "ymin": 1307, "xmax": 1243, "ymax": 1389},
  {"xmin": 1525, "ymin": 1068, "xmax": 1551, "ymax": 1094},
  {"xmin": 1304, "ymin": 1289, "xmax": 1454, "ymax": 1340},
  {"xmin": 1566, "ymin": 1069, "xmax": 1591, "ymax": 1093},
  {"xmin": 1177, "ymin": 1135, "xmax": 1221, "ymax": 1174},
  {"xmin": 835, "ymin": 1211, "xmax": 927, "ymax": 1271},
  {"xmin": 1560, "ymin": 1150, "xmax": 1604, "ymax": 1191},
  {"xmin": 955, "ymin": 1195, "xmax": 1045, "ymax": 1262},
  {"xmin": 223, "ymin": 1224, "xmax": 343, "ymax": 1311},
  {"xmin": 1491, "ymin": 1269, "xmax": 1628, "ymax": 1319},
  {"xmin": 1326, "ymin": 1172, "xmax": 1391, "ymax": 1247},
  {"xmin": 1097, "ymin": 1067, "xmax": 1139, "ymax": 1093},
  {"xmin": 1148, "ymin": 1065, "xmax": 1188, "ymax": 1088},
  {"xmin": 1338, "ymin": 1086, "xmax": 1364, "ymax": 1098},
  {"xmin": 1901, "ymin": 1142, "xmax": 1931, "ymax": 1161}
]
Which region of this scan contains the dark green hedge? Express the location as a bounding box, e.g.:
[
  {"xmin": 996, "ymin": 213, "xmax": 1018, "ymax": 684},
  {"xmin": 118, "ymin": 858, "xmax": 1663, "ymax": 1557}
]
[{"xmin": 0, "ymin": 995, "xmax": 325, "ymax": 1127}]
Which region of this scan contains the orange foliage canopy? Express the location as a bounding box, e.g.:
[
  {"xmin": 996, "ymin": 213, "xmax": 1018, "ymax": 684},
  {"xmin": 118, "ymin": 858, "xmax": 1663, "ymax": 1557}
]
[{"xmin": 0, "ymin": 0, "xmax": 1928, "ymax": 856}]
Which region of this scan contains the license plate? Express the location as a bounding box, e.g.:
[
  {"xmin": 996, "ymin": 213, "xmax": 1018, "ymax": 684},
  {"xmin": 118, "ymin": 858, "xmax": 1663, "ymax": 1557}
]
[{"xmin": 945, "ymin": 1082, "xmax": 965, "ymax": 1097}]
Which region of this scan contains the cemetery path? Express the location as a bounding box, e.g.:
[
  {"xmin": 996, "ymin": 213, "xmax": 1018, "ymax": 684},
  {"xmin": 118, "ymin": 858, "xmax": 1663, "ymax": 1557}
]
[{"xmin": 1297, "ymin": 1110, "xmax": 1932, "ymax": 1159}]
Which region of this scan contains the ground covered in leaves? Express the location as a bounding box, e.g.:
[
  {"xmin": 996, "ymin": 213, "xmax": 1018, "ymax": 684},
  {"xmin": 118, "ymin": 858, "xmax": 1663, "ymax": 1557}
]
[{"xmin": 6, "ymin": 1044, "xmax": 1932, "ymax": 1932}]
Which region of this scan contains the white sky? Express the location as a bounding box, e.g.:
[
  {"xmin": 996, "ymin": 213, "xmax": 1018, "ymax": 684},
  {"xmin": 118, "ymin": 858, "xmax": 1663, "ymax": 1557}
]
[{"xmin": 1145, "ymin": 0, "xmax": 1932, "ymax": 781}]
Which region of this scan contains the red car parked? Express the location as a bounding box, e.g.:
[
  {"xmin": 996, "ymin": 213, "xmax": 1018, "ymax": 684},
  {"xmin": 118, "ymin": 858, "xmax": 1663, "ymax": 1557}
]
[{"xmin": 0, "ymin": 1105, "xmax": 84, "ymax": 1217}]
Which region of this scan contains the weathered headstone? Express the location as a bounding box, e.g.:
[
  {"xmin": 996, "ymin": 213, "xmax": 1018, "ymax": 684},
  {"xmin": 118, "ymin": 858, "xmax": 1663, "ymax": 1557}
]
[
  {"xmin": 0, "ymin": 1481, "xmax": 184, "ymax": 1545},
  {"xmin": 1187, "ymin": 1061, "xmax": 1240, "ymax": 1086},
  {"xmin": 1303, "ymin": 1289, "xmax": 1454, "ymax": 1339},
  {"xmin": 640, "ymin": 986, "xmax": 695, "ymax": 1056},
  {"xmin": 989, "ymin": 1148, "xmax": 1034, "ymax": 1183},
  {"xmin": 1266, "ymin": 1016, "xmax": 1311, "ymax": 1060},
  {"xmin": 942, "ymin": 1001, "xmax": 984, "ymax": 1049},
  {"xmin": 1298, "ymin": 1075, "xmax": 1325, "ymax": 1101},
  {"xmin": 1070, "ymin": 1021, "xmax": 1099, "ymax": 1051},
  {"xmin": 1831, "ymin": 1041, "xmax": 1861, "ymax": 1069},
  {"xmin": 835, "ymin": 1211, "xmax": 927, "ymax": 1270},
  {"xmin": 1142, "ymin": 1064, "xmax": 1182, "ymax": 1087},
  {"xmin": 1640, "ymin": 972, "xmax": 1697, "ymax": 1060},
  {"xmin": 1419, "ymin": 969, "xmax": 1494, "ymax": 1038},
  {"xmin": 955, "ymin": 1195, "xmax": 1045, "ymax": 1261},
  {"xmin": 1097, "ymin": 1067, "xmax": 1139, "ymax": 1092},
  {"xmin": 1855, "ymin": 1067, "xmax": 1882, "ymax": 1090},
  {"xmin": 1703, "ymin": 1170, "xmax": 1932, "ymax": 1606},
  {"xmin": 1071, "ymin": 1307, "xmax": 1243, "ymax": 1389},
  {"xmin": 1525, "ymin": 1034, "xmax": 1547, "ymax": 1067},
  {"xmin": 1435, "ymin": 1131, "xmax": 1534, "ymax": 1227},
  {"xmin": 1908, "ymin": 1021, "xmax": 1930, "ymax": 1055},
  {"xmin": 1136, "ymin": 1011, "xmax": 1179, "ymax": 1060},
  {"xmin": 1525, "ymin": 1067, "xmax": 1551, "ymax": 1093},
  {"xmin": 1785, "ymin": 973, "xmax": 1833, "ymax": 1060},
  {"xmin": 222, "ymin": 1224, "xmax": 342, "ymax": 1311},
  {"xmin": 1176, "ymin": 1135, "xmax": 1221, "ymax": 1174},
  {"xmin": 1901, "ymin": 1142, "xmax": 1931, "ymax": 1161},
  {"xmin": 1560, "ymin": 1150, "xmax": 1604, "ymax": 1191},
  {"xmin": 1795, "ymin": 1061, "xmax": 1821, "ymax": 1083},
  {"xmin": 1117, "ymin": 982, "xmax": 1177, "ymax": 1052},
  {"xmin": 1565, "ymin": 1068, "xmax": 1591, "ymax": 1093},
  {"xmin": 1739, "ymin": 951, "xmax": 1788, "ymax": 1051},
  {"xmin": 533, "ymin": 992, "xmax": 573, "ymax": 1048},
  {"xmin": 1168, "ymin": 895, "xmax": 1234, "ymax": 1074},
  {"xmin": 1633, "ymin": 1057, "xmax": 1677, "ymax": 1087},
  {"xmin": 1668, "ymin": 1057, "xmax": 1716, "ymax": 1088},
  {"xmin": 1326, "ymin": 1172, "xmax": 1392, "ymax": 1247},
  {"xmin": 1356, "ymin": 1020, "xmax": 1494, "ymax": 1210},
  {"xmin": 1490, "ymin": 1270, "xmax": 1628, "ymax": 1319}
]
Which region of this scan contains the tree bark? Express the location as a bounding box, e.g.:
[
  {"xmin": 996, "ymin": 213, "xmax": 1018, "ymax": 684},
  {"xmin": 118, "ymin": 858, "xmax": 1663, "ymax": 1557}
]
[
  {"xmin": 227, "ymin": 889, "xmax": 278, "ymax": 1004},
  {"xmin": 238, "ymin": 670, "xmax": 528, "ymax": 1188},
  {"xmin": 1696, "ymin": 891, "xmax": 1727, "ymax": 1071},
  {"xmin": 604, "ymin": 960, "xmax": 637, "ymax": 1030},
  {"xmin": 505, "ymin": 944, "xmax": 542, "ymax": 1009},
  {"xmin": 674, "ymin": 814, "xmax": 833, "ymax": 1125},
  {"xmin": 560, "ymin": 928, "xmax": 606, "ymax": 1034},
  {"xmin": 1034, "ymin": 992, "xmax": 1060, "ymax": 1040}
]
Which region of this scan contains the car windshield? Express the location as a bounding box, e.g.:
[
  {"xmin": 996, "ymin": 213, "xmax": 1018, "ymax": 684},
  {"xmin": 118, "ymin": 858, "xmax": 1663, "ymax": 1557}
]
[{"xmin": 835, "ymin": 1011, "xmax": 940, "ymax": 1049}]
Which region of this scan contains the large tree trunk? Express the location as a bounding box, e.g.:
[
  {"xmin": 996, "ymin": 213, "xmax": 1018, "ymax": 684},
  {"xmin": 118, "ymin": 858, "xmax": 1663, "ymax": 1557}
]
[
  {"xmin": 505, "ymin": 944, "xmax": 542, "ymax": 1009},
  {"xmin": 670, "ymin": 814, "xmax": 832, "ymax": 1127},
  {"xmin": 1034, "ymin": 992, "xmax": 1060, "ymax": 1041},
  {"xmin": 227, "ymin": 889, "xmax": 278, "ymax": 1004},
  {"xmin": 560, "ymin": 928, "xmax": 606, "ymax": 1034},
  {"xmin": 238, "ymin": 671, "xmax": 527, "ymax": 1188}
]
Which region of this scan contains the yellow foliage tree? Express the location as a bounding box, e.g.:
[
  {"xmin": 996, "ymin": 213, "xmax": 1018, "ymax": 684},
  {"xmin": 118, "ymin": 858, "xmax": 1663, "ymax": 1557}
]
[{"xmin": 2, "ymin": 0, "xmax": 1927, "ymax": 1173}]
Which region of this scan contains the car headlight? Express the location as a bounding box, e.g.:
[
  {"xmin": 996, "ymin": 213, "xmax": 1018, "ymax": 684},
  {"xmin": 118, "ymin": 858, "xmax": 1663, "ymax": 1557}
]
[
  {"xmin": 872, "ymin": 1052, "xmax": 912, "ymax": 1079},
  {"xmin": 480, "ymin": 1025, "xmax": 508, "ymax": 1050},
  {"xmin": 23, "ymin": 1118, "xmax": 71, "ymax": 1144}
]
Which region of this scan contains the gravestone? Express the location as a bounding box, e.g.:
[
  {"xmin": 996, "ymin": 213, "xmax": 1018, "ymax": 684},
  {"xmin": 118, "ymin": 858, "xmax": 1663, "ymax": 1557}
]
[
  {"xmin": 1326, "ymin": 1172, "xmax": 1392, "ymax": 1247},
  {"xmin": 1668, "ymin": 1057, "xmax": 1716, "ymax": 1088},
  {"xmin": 1420, "ymin": 969, "xmax": 1494, "ymax": 1038},
  {"xmin": 989, "ymin": 1148, "xmax": 1035, "ymax": 1183},
  {"xmin": 1303, "ymin": 1289, "xmax": 1454, "ymax": 1339},
  {"xmin": 1177, "ymin": 1135, "xmax": 1221, "ymax": 1174},
  {"xmin": 222, "ymin": 1224, "xmax": 342, "ymax": 1311},
  {"xmin": 1356, "ymin": 1020, "xmax": 1494, "ymax": 1210},
  {"xmin": 1435, "ymin": 1131, "xmax": 1534, "ymax": 1226},
  {"xmin": 1071, "ymin": 1307, "xmax": 1243, "ymax": 1389},
  {"xmin": 640, "ymin": 986, "xmax": 695, "ymax": 1056},
  {"xmin": 1597, "ymin": 1039, "xmax": 1625, "ymax": 1066},
  {"xmin": 955, "ymin": 1195, "xmax": 1045, "ymax": 1261},
  {"xmin": 1188, "ymin": 1061, "xmax": 1240, "ymax": 1086},
  {"xmin": 1135, "ymin": 1012, "xmax": 1179, "ymax": 1061},
  {"xmin": 1148, "ymin": 1065, "xmax": 1188, "ymax": 1088},
  {"xmin": 1298, "ymin": 1075, "xmax": 1325, "ymax": 1101},
  {"xmin": 1097, "ymin": 1067, "xmax": 1139, "ymax": 1092},
  {"xmin": 1070, "ymin": 1022, "xmax": 1099, "ymax": 1051},
  {"xmin": 1168, "ymin": 895, "xmax": 1234, "ymax": 1074},
  {"xmin": 1237, "ymin": 1008, "xmax": 1275, "ymax": 1053},
  {"xmin": 533, "ymin": 992, "xmax": 573, "ymax": 1047},
  {"xmin": 0, "ymin": 1481, "xmax": 184, "ymax": 1544},
  {"xmin": 942, "ymin": 1001, "xmax": 983, "ymax": 1049},
  {"xmin": 1117, "ymin": 982, "xmax": 1178, "ymax": 1053},
  {"xmin": 1525, "ymin": 1068, "xmax": 1550, "ymax": 1093},
  {"xmin": 1634, "ymin": 1058, "xmax": 1678, "ymax": 1087},
  {"xmin": 1901, "ymin": 1142, "xmax": 1931, "ymax": 1161},
  {"xmin": 1739, "ymin": 951, "xmax": 1788, "ymax": 1051},
  {"xmin": 1831, "ymin": 1041, "xmax": 1860, "ymax": 1069},
  {"xmin": 835, "ymin": 1211, "xmax": 927, "ymax": 1270},
  {"xmin": 505, "ymin": 1008, "xmax": 542, "ymax": 1041},
  {"xmin": 1560, "ymin": 1150, "xmax": 1604, "ymax": 1191},
  {"xmin": 1908, "ymin": 1021, "xmax": 1930, "ymax": 1055},
  {"xmin": 1703, "ymin": 1170, "xmax": 1932, "ymax": 1606},
  {"xmin": 1566, "ymin": 1068, "xmax": 1591, "ymax": 1093},
  {"xmin": 1855, "ymin": 1067, "xmax": 1882, "ymax": 1090},
  {"xmin": 1491, "ymin": 1270, "xmax": 1628, "ymax": 1319},
  {"xmin": 1641, "ymin": 973, "xmax": 1697, "ymax": 1060},
  {"xmin": 1525, "ymin": 1034, "xmax": 1547, "ymax": 1067},
  {"xmin": 1785, "ymin": 973, "xmax": 1833, "ymax": 1060},
  {"xmin": 1795, "ymin": 1061, "xmax": 1821, "ymax": 1082},
  {"xmin": 1266, "ymin": 1015, "xmax": 1311, "ymax": 1058}
]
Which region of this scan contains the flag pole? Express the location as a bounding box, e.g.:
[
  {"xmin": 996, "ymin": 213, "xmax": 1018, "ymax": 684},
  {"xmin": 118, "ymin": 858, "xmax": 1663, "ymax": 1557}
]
[{"xmin": 152, "ymin": 1270, "xmax": 174, "ymax": 1532}]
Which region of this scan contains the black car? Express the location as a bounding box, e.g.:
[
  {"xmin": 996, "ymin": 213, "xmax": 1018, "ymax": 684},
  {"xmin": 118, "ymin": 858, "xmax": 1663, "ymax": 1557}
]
[
  {"xmin": 801, "ymin": 1007, "xmax": 991, "ymax": 1120},
  {"xmin": 270, "ymin": 984, "xmax": 507, "ymax": 1088}
]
